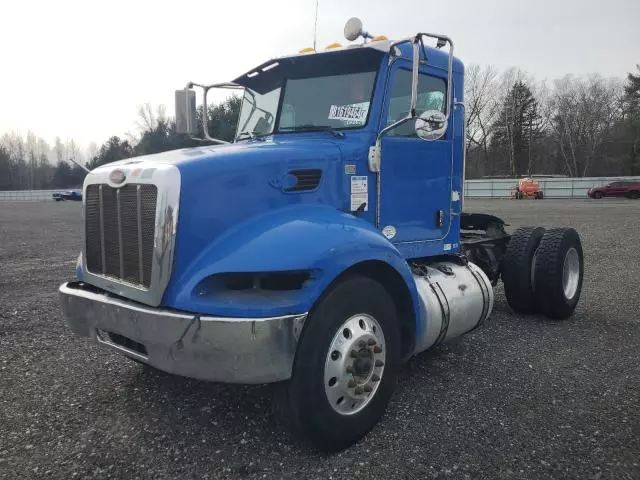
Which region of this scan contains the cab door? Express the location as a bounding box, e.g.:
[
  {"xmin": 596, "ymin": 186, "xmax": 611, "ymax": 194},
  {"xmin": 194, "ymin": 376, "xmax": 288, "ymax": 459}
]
[{"xmin": 378, "ymin": 60, "xmax": 453, "ymax": 243}]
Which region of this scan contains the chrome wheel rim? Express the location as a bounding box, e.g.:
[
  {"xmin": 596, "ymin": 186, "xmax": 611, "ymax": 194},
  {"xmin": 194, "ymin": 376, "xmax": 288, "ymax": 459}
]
[
  {"xmin": 562, "ymin": 247, "xmax": 580, "ymax": 300},
  {"xmin": 324, "ymin": 313, "xmax": 386, "ymax": 415}
]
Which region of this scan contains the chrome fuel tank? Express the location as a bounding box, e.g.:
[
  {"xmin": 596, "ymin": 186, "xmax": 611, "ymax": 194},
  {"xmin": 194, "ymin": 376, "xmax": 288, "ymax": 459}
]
[{"xmin": 413, "ymin": 261, "xmax": 494, "ymax": 353}]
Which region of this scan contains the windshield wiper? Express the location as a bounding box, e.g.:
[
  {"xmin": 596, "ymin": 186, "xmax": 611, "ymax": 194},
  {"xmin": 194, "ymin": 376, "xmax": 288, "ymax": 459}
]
[
  {"xmin": 280, "ymin": 125, "xmax": 345, "ymax": 138},
  {"xmin": 236, "ymin": 131, "xmax": 268, "ymax": 141}
]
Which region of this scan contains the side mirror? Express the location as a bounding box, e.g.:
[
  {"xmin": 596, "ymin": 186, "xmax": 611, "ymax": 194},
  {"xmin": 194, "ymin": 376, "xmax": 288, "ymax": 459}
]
[
  {"xmin": 175, "ymin": 89, "xmax": 197, "ymax": 135},
  {"xmin": 415, "ymin": 110, "xmax": 447, "ymax": 141}
]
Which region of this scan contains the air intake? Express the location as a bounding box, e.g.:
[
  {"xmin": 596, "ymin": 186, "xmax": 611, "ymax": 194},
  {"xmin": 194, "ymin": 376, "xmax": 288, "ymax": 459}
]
[{"xmin": 284, "ymin": 169, "xmax": 322, "ymax": 192}]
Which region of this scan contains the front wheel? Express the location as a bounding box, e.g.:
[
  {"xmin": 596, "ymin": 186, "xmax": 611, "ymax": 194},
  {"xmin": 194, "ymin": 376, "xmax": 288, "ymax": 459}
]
[
  {"xmin": 273, "ymin": 275, "xmax": 401, "ymax": 452},
  {"xmin": 593, "ymin": 191, "xmax": 603, "ymax": 199}
]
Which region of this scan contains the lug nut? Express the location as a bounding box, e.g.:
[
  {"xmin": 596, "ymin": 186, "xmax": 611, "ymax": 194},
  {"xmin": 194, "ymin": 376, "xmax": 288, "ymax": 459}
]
[
  {"xmin": 373, "ymin": 345, "xmax": 382, "ymax": 353},
  {"xmin": 346, "ymin": 366, "xmax": 355, "ymax": 374},
  {"xmin": 358, "ymin": 340, "xmax": 366, "ymax": 348},
  {"xmin": 350, "ymin": 350, "xmax": 359, "ymax": 358},
  {"xmin": 348, "ymin": 379, "xmax": 356, "ymax": 388},
  {"xmin": 367, "ymin": 338, "xmax": 376, "ymax": 346},
  {"xmin": 375, "ymin": 360, "xmax": 384, "ymax": 367},
  {"xmin": 363, "ymin": 385, "xmax": 373, "ymax": 393},
  {"xmin": 372, "ymin": 374, "xmax": 380, "ymax": 382},
  {"xmin": 354, "ymin": 387, "xmax": 364, "ymax": 395}
]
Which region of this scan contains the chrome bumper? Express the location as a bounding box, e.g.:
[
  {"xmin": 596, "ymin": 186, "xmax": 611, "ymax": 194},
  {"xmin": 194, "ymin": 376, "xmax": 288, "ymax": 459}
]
[{"xmin": 59, "ymin": 282, "xmax": 307, "ymax": 384}]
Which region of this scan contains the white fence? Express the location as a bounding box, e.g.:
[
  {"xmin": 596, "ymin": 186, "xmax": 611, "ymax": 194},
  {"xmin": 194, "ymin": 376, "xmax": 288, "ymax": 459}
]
[
  {"xmin": 464, "ymin": 176, "xmax": 640, "ymax": 199},
  {"xmin": 1, "ymin": 176, "xmax": 639, "ymax": 201}
]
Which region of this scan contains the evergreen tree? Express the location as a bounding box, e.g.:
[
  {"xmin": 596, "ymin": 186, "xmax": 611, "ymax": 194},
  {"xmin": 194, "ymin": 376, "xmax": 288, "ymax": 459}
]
[{"xmin": 491, "ymin": 81, "xmax": 543, "ymax": 176}]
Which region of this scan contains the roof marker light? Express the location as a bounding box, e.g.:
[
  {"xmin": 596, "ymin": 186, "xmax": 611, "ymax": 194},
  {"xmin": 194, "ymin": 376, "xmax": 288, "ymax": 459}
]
[
  {"xmin": 326, "ymin": 42, "xmax": 342, "ymax": 49},
  {"xmin": 299, "ymin": 47, "xmax": 315, "ymax": 54},
  {"xmin": 372, "ymin": 35, "xmax": 388, "ymax": 41},
  {"xmin": 262, "ymin": 62, "xmax": 279, "ymax": 72}
]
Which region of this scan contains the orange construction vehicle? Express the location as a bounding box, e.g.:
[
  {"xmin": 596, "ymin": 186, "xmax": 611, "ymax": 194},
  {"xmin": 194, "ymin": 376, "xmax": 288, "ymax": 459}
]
[{"xmin": 513, "ymin": 177, "xmax": 544, "ymax": 199}]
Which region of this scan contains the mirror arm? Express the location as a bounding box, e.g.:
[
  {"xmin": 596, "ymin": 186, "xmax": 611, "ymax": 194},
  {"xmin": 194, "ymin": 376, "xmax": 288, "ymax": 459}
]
[
  {"xmin": 410, "ymin": 35, "xmax": 420, "ymax": 118},
  {"xmin": 184, "ymin": 81, "xmax": 244, "ymax": 145},
  {"xmin": 415, "ymin": 32, "xmax": 454, "ymax": 125},
  {"xmin": 201, "ymin": 85, "xmax": 229, "ymax": 144},
  {"xmin": 373, "ymin": 35, "xmax": 422, "ymax": 150}
]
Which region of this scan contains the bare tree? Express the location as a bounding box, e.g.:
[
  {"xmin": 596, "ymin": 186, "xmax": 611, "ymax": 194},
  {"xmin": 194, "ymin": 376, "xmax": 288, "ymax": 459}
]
[
  {"xmin": 26, "ymin": 131, "xmax": 38, "ymax": 189},
  {"xmin": 54, "ymin": 136, "xmax": 65, "ymax": 164},
  {"xmin": 135, "ymin": 103, "xmax": 167, "ymax": 133},
  {"xmin": 465, "ymin": 64, "xmax": 498, "ymax": 168},
  {"xmin": 66, "ymin": 139, "xmax": 81, "ymax": 167},
  {"xmin": 547, "ymin": 74, "xmax": 623, "ymax": 176},
  {"xmin": 86, "ymin": 141, "xmax": 98, "ymax": 163}
]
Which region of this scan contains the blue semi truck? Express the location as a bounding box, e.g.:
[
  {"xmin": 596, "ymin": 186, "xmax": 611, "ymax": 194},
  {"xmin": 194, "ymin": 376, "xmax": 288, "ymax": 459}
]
[{"xmin": 59, "ymin": 19, "xmax": 584, "ymax": 451}]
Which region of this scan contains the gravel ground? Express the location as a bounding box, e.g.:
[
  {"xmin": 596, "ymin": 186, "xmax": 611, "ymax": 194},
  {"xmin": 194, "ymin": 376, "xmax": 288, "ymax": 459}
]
[{"xmin": 0, "ymin": 199, "xmax": 639, "ymax": 480}]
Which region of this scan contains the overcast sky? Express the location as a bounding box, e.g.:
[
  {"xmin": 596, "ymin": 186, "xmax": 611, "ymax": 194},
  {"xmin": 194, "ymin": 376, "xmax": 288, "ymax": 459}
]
[{"xmin": 1, "ymin": 0, "xmax": 638, "ymax": 148}]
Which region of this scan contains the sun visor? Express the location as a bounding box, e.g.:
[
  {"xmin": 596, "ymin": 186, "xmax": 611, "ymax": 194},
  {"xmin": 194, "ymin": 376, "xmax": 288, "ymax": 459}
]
[{"xmin": 233, "ymin": 48, "xmax": 385, "ymax": 95}]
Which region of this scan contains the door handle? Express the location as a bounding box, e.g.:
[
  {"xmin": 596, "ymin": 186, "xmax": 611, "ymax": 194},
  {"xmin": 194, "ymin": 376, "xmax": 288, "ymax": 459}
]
[{"xmin": 436, "ymin": 209, "xmax": 444, "ymax": 227}]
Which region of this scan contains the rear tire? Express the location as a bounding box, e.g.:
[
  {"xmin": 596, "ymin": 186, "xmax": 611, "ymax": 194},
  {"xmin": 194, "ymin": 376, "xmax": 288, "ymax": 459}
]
[
  {"xmin": 502, "ymin": 227, "xmax": 546, "ymax": 314},
  {"xmin": 629, "ymin": 190, "xmax": 639, "ymax": 199},
  {"xmin": 272, "ymin": 275, "xmax": 401, "ymax": 452},
  {"xmin": 533, "ymin": 228, "xmax": 584, "ymax": 320}
]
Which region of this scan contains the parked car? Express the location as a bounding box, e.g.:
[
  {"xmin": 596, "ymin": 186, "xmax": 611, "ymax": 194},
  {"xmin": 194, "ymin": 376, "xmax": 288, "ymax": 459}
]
[
  {"xmin": 53, "ymin": 190, "xmax": 82, "ymax": 201},
  {"xmin": 588, "ymin": 181, "xmax": 640, "ymax": 199}
]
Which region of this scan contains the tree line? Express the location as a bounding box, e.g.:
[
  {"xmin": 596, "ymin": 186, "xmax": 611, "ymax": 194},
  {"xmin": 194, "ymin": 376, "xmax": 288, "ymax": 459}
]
[
  {"xmin": 1, "ymin": 65, "xmax": 638, "ymax": 190},
  {"xmin": 0, "ymin": 97, "xmax": 241, "ymax": 190},
  {"xmin": 465, "ymin": 65, "xmax": 640, "ymax": 178}
]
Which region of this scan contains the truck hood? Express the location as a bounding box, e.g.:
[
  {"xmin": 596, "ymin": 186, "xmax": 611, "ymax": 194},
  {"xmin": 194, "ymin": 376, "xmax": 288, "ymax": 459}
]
[
  {"xmin": 95, "ymin": 138, "xmax": 354, "ymax": 305},
  {"xmin": 96, "ymin": 137, "xmax": 339, "ymax": 171}
]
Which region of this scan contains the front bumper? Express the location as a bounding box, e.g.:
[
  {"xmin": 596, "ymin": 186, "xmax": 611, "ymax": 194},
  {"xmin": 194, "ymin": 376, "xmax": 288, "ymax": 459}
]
[{"xmin": 59, "ymin": 282, "xmax": 307, "ymax": 384}]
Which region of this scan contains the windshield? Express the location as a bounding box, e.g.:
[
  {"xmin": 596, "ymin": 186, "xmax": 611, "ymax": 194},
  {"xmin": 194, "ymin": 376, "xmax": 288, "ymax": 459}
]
[
  {"xmin": 234, "ymin": 49, "xmax": 382, "ymax": 140},
  {"xmin": 278, "ymin": 72, "xmax": 376, "ymax": 131}
]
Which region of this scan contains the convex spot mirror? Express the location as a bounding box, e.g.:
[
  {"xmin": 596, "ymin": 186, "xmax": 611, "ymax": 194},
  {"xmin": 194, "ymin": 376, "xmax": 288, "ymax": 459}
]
[
  {"xmin": 415, "ymin": 110, "xmax": 447, "ymax": 141},
  {"xmin": 344, "ymin": 17, "xmax": 363, "ymax": 41}
]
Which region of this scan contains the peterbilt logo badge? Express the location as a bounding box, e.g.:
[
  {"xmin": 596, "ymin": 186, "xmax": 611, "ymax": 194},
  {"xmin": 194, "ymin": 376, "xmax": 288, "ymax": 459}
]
[{"xmin": 109, "ymin": 169, "xmax": 126, "ymax": 184}]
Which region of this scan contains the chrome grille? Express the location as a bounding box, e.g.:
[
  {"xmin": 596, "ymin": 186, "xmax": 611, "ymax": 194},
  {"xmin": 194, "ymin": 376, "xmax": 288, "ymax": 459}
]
[{"xmin": 85, "ymin": 184, "xmax": 157, "ymax": 288}]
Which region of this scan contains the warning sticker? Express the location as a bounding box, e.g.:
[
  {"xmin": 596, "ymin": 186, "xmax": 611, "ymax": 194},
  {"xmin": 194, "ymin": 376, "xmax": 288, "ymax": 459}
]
[
  {"xmin": 328, "ymin": 102, "xmax": 369, "ymax": 124},
  {"xmin": 351, "ymin": 176, "xmax": 368, "ymax": 194},
  {"xmin": 350, "ymin": 176, "xmax": 368, "ymax": 211}
]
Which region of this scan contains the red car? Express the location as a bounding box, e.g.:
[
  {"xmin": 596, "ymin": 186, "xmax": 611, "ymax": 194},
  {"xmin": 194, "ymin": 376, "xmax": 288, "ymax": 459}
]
[{"xmin": 588, "ymin": 181, "xmax": 640, "ymax": 199}]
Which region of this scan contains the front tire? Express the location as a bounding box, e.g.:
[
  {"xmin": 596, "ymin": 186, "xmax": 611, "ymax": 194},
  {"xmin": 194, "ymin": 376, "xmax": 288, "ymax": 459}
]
[
  {"xmin": 593, "ymin": 191, "xmax": 603, "ymax": 199},
  {"xmin": 533, "ymin": 228, "xmax": 584, "ymax": 320},
  {"xmin": 273, "ymin": 275, "xmax": 401, "ymax": 452}
]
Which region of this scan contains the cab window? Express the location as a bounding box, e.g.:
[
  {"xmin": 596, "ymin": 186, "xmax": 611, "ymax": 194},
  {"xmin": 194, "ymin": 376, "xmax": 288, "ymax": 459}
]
[{"xmin": 386, "ymin": 69, "xmax": 446, "ymax": 137}]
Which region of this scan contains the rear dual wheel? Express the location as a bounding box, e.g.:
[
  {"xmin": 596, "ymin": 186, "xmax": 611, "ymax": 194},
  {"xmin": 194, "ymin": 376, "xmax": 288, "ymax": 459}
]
[
  {"xmin": 502, "ymin": 227, "xmax": 583, "ymax": 320},
  {"xmin": 272, "ymin": 275, "xmax": 400, "ymax": 452},
  {"xmin": 533, "ymin": 228, "xmax": 584, "ymax": 319}
]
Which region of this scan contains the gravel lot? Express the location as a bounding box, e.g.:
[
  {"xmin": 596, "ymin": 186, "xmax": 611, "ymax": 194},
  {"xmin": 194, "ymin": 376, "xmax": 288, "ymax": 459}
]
[{"xmin": 1, "ymin": 199, "xmax": 639, "ymax": 480}]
